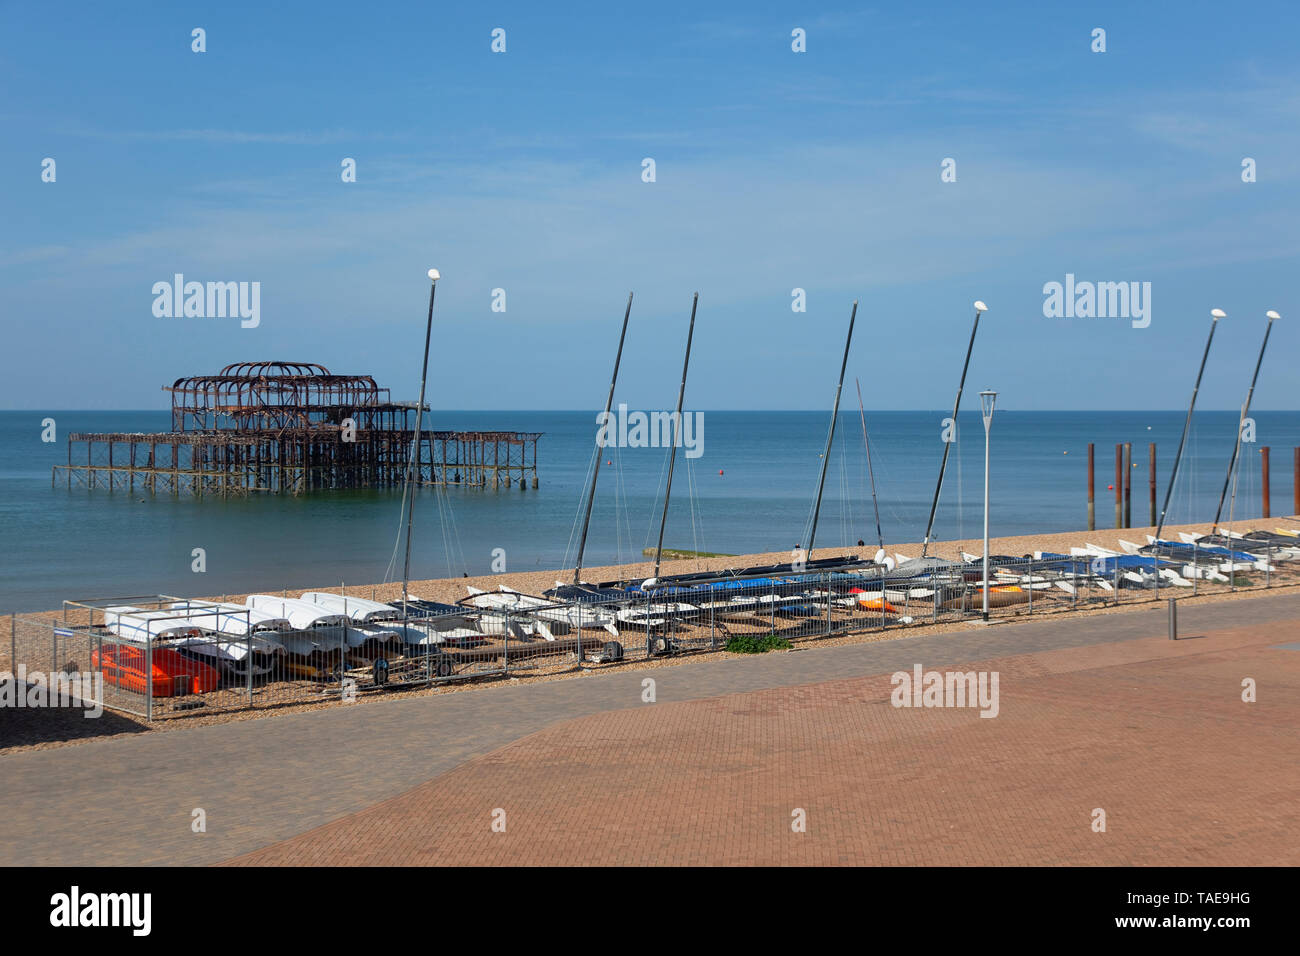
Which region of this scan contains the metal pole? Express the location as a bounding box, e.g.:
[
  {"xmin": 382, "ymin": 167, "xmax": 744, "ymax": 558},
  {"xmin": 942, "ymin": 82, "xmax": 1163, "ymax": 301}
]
[
  {"xmin": 1168, "ymin": 598, "xmax": 1177, "ymax": 640},
  {"xmin": 402, "ymin": 274, "xmax": 439, "ymax": 611},
  {"xmin": 574, "ymin": 292, "xmax": 634, "ymax": 585},
  {"xmin": 145, "ymin": 633, "xmax": 153, "ymax": 721},
  {"xmin": 1212, "ymin": 313, "xmax": 1275, "ymax": 533},
  {"xmin": 921, "ymin": 304, "xmax": 983, "ymax": 557},
  {"xmin": 982, "ymin": 410, "xmax": 991, "ymax": 621},
  {"xmin": 1156, "ymin": 312, "xmax": 1221, "ymax": 540},
  {"xmin": 807, "ymin": 301, "xmax": 858, "ymax": 556},
  {"xmin": 652, "ymin": 293, "xmax": 699, "ymax": 580}
]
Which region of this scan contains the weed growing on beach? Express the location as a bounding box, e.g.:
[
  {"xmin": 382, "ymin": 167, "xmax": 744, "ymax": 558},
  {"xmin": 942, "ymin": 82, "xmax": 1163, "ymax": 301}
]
[{"xmin": 725, "ymin": 633, "xmax": 793, "ymax": 654}]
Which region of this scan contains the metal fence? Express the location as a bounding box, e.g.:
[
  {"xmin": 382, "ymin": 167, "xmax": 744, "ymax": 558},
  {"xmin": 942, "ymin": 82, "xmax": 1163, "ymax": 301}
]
[{"xmin": 6, "ymin": 540, "xmax": 1296, "ymax": 722}]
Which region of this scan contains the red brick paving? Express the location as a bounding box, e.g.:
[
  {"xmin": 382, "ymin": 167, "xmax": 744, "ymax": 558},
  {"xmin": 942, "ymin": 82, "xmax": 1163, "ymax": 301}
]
[{"xmin": 224, "ymin": 621, "xmax": 1300, "ymax": 866}]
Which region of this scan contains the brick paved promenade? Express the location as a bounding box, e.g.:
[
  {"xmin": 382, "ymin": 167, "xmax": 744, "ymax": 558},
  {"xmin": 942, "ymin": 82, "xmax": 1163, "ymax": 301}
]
[{"xmin": 3, "ymin": 592, "xmax": 1297, "ymax": 865}]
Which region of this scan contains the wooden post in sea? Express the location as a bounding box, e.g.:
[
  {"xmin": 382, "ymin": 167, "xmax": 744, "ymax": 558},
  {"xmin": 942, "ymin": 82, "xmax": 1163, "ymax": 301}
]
[
  {"xmin": 1087, "ymin": 443, "xmax": 1095, "ymax": 531},
  {"xmin": 1261, "ymin": 446, "xmax": 1271, "ymax": 518},
  {"xmin": 1114, "ymin": 444, "xmax": 1123, "ymax": 528},
  {"xmin": 1123, "ymin": 441, "xmax": 1132, "ymax": 528},
  {"xmin": 1294, "ymin": 447, "xmax": 1299, "ymax": 517},
  {"xmin": 1148, "ymin": 443, "xmax": 1157, "ymax": 526}
]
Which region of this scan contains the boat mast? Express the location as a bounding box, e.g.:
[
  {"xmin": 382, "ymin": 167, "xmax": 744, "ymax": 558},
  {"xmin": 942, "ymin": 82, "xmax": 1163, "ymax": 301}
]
[
  {"xmin": 651, "ymin": 293, "xmax": 699, "ymax": 580},
  {"xmin": 920, "ymin": 300, "xmax": 985, "ymax": 558},
  {"xmin": 1155, "ymin": 309, "xmax": 1223, "ymax": 540},
  {"xmin": 573, "ymin": 292, "xmax": 634, "ymax": 585},
  {"xmin": 401, "ymin": 269, "xmax": 440, "ymax": 612},
  {"xmin": 856, "ymin": 377, "xmax": 885, "ymax": 554},
  {"xmin": 1211, "ymin": 310, "xmax": 1277, "ymax": 534},
  {"xmin": 806, "ymin": 301, "xmax": 857, "ymax": 557}
]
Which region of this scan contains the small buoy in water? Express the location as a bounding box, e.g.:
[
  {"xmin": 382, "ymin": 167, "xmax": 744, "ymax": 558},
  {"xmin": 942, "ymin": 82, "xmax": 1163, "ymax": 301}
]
[
  {"xmin": 1107, "ymin": 484, "xmax": 1114, "ymax": 490},
  {"xmin": 606, "ymin": 460, "xmax": 612, "ymax": 465},
  {"xmin": 1063, "ymin": 451, "xmax": 1068, "ymax": 455},
  {"xmin": 719, "ymin": 469, "xmax": 724, "ymax": 476}
]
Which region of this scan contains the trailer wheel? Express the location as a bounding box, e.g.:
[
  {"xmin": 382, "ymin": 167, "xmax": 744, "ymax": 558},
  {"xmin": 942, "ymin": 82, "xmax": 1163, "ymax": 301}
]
[
  {"xmin": 647, "ymin": 636, "xmax": 669, "ymax": 657},
  {"xmin": 434, "ymin": 656, "xmax": 455, "ymax": 678},
  {"xmin": 601, "ymin": 641, "xmax": 624, "ymax": 662}
]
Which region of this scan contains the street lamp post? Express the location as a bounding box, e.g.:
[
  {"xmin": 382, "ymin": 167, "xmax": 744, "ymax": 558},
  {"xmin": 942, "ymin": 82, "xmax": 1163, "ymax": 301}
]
[{"xmin": 979, "ymin": 389, "xmax": 998, "ymax": 622}]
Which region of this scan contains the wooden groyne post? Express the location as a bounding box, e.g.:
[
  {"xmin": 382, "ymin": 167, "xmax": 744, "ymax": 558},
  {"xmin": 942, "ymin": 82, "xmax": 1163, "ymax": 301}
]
[
  {"xmin": 1087, "ymin": 443, "xmax": 1095, "ymax": 531},
  {"xmin": 1261, "ymin": 446, "xmax": 1271, "ymax": 518},
  {"xmin": 1114, "ymin": 443, "xmax": 1123, "ymax": 528},
  {"xmin": 1148, "ymin": 442, "xmax": 1157, "ymax": 526},
  {"xmin": 1123, "ymin": 441, "xmax": 1132, "ymax": 528}
]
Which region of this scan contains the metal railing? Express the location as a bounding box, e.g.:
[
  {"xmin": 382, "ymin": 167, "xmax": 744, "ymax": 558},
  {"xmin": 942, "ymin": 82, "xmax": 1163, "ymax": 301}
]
[{"xmin": 4, "ymin": 540, "xmax": 1294, "ymax": 722}]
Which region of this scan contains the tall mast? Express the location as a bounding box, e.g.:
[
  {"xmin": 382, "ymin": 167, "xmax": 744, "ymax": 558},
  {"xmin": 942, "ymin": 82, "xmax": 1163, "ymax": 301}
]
[
  {"xmin": 806, "ymin": 301, "xmax": 857, "ymax": 557},
  {"xmin": 401, "ymin": 269, "xmax": 440, "ymax": 611},
  {"xmin": 1211, "ymin": 310, "xmax": 1277, "ymax": 533},
  {"xmin": 920, "ymin": 301, "xmax": 985, "ymax": 558},
  {"xmin": 856, "ymin": 377, "xmax": 885, "ymax": 554},
  {"xmin": 1156, "ymin": 309, "xmax": 1223, "ymax": 540},
  {"xmin": 651, "ymin": 293, "xmax": 699, "ymax": 580},
  {"xmin": 573, "ymin": 292, "xmax": 634, "ymax": 584}
]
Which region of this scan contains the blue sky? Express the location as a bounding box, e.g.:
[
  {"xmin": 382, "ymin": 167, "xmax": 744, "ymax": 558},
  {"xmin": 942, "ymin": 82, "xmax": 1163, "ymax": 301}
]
[{"xmin": 2, "ymin": 1, "xmax": 1297, "ymax": 410}]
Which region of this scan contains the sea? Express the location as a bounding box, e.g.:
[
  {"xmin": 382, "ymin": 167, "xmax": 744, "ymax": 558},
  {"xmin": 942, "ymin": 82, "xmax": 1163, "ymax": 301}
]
[{"xmin": 2, "ymin": 409, "xmax": 1297, "ymax": 613}]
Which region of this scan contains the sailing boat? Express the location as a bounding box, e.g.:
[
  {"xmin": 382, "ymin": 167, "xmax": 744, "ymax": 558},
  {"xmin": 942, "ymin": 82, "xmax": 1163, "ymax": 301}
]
[
  {"xmin": 916, "ymin": 300, "xmax": 987, "ymax": 559},
  {"xmin": 543, "ymin": 294, "xmax": 705, "ymax": 636},
  {"xmin": 1193, "ymin": 310, "xmax": 1286, "ymax": 549}
]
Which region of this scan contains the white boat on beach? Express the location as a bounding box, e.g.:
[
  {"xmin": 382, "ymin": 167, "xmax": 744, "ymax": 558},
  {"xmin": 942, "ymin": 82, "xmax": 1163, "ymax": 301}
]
[
  {"xmin": 463, "ymin": 586, "xmax": 621, "ymax": 640},
  {"xmin": 245, "ymin": 595, "xmax": 399, "ymax": 650},
  {"xmin": 300, "ymin": 592, "xmax": 401, "ymax": 622},
  {"xmin": 177, "ymin": 602, "xmax": 346, "ymax": 657},
  {"xmin": 298, "ymin": 591, "xmax": 458, "ymax": 646},
  {"xmin": 104, "ymin": 605, "xmax": 285, "ymax": 675}
]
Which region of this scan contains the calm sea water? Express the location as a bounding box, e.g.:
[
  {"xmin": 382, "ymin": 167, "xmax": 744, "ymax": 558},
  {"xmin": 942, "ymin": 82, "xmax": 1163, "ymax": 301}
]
[{"xmin": 1, "ymin": 409, "xmax": 1296, "ymax": 613}]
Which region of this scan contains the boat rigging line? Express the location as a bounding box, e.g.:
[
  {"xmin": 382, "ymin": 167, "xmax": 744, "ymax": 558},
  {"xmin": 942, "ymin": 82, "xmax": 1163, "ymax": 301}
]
[
  {"xmin": 1155, "ymin": 308, "xmax": 1223, "ymax": 540},
  {"xmin": 400, "ymin": 269, "xmax": 441, "ymax": 612},
  {"xmin": 806, "ymin": 300, "xmax": 857, "ymax": 558},
  {"xmin": 651, "ymin": 293, "xmax": 699, "ymax": 580},
  {"xmin": 856, "ymin": 377, "xmax": 885, "ymax": 554},
  {"xmin": 920, "ymin": 300, "xmax": 986, "ymax": 558},
  {"xmin": 572, "ymin": 292, "xmax": 634, "ymax": 584},
  {"xmin": 1212, "ymin": 310, "xmax": 1278, "ymax": 534}
]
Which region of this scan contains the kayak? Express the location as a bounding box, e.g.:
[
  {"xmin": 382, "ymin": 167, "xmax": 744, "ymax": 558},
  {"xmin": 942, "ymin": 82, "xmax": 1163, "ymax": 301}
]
[{"xmin": 93, "ymin": 644, "xmax": 221, "ymax": 697}]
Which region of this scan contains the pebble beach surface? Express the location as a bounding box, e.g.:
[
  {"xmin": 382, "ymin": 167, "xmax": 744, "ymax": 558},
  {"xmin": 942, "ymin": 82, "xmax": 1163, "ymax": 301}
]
[{"xmin": 3, "ymin": 515, "xmax": 1296, "ymax": 753}]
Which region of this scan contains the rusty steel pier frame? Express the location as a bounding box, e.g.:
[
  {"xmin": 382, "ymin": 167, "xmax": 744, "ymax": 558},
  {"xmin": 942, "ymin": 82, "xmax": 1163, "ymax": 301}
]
[{"xmin": 52, "ymin": 361, "xmax": 541, "ymax": 495}]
